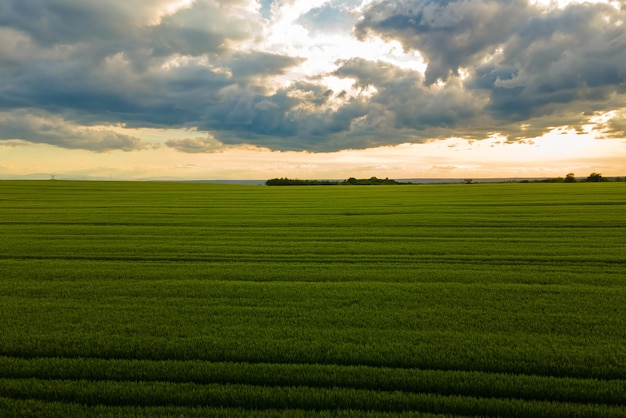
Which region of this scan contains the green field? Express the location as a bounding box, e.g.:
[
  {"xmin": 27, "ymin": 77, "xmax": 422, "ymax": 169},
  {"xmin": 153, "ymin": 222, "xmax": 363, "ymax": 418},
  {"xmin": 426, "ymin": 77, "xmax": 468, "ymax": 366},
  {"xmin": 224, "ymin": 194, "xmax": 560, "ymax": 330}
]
[{"xmin": 1, "ymin": 180, "xmax": 625, "ymax": 417}]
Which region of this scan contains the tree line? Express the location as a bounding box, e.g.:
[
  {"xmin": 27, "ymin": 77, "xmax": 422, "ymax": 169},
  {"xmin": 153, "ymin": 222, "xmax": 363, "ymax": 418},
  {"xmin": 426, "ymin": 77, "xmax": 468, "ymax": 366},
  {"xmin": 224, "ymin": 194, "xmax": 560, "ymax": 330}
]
[
  {"xmin": 266, "ymin": 177, "xmax": 406, "ymax": 186},
  {"xmin": 267, "ymin": 173, "xmax": 625, "ymax": 186},
  {"xmin": 532, "ymin": 173, "xmax": 625, "ymax": 183}
]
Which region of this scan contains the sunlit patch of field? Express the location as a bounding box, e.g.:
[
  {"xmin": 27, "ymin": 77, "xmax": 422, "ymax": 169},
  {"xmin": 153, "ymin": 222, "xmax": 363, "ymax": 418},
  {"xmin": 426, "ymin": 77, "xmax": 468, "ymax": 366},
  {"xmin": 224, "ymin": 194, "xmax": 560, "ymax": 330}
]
[{"xmin": 0, "ymin": 181, "xmax": 625, "ymax": 416}]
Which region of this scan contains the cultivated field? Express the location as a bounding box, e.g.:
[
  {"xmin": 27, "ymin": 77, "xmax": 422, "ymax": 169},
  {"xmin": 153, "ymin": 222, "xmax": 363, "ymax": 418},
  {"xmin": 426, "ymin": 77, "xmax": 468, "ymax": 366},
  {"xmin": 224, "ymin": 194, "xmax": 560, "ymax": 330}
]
[{"xmin": 0, "ymin": 180, "xmax": 625, "ymax": 417}]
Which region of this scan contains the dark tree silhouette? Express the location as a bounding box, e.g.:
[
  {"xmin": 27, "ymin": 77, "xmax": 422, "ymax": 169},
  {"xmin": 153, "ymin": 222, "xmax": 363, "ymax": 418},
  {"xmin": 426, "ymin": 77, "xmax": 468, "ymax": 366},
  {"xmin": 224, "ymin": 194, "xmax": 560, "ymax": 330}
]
[
  {"xmin": 586, "ymin": 172, "xmax": 606, "ymax": 182},
  {"xmin": 564, "ymin": 173, "xmax": 576, "ymax": 183}
]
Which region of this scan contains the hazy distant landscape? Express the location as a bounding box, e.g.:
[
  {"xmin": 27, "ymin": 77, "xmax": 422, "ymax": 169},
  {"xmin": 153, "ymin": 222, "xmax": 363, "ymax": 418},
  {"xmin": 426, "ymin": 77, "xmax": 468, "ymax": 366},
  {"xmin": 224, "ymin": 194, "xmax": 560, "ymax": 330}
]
[
  {"xmin": 3, "ymin": 174, "xmax": 624, "ymax": 185},
  {"xmin": 1, "ymin": 180, "xmax": 625, "ymax": 416}
]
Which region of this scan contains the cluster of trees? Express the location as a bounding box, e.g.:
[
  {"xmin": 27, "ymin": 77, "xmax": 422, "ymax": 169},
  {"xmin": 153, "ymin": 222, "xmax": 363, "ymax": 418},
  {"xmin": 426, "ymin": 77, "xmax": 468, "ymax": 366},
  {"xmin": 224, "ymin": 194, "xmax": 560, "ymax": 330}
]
[
  {"xmin": 535, "ymin": 173, "xmax": 624, "ymax": 183},
  {"xmin": 583, "ymin": 173, "xmax": 609, "ymax": 182},
  {"xmin": 265, "ymin": 178, "xmax": 340, "ymax": 186},
  {"xmin": 342, "ymin": 177, "xmax": 403, "ymax": 185},
  {"xmin": 266, "ymin": 177, "xmax": 405, "ymax": 186}
]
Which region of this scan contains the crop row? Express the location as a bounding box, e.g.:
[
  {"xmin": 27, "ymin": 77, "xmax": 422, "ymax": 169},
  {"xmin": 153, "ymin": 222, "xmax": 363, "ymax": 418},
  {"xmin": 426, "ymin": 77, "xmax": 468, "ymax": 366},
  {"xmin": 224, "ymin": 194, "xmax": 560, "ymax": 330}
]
[
  {"xmin": 3, "ymin": 280, "xmax": 625, "ymax": 337},
  {"xmin": 0, "ymin": 397, "xmax": 451, "ymax": 418},
  {"xmin": 1, "ymin": 320, "xmax": 624, "ymax": 380},
  {"xmin": 1, "ymin": 356, "xmax": 624, "ymax": 406},
  {"xmin": 1, "ymin": 377, "xmax": 625, "ymax": 417},
  {"xmin": 3, "ymin": 257, "xmax": 626, "ymax": 286},
  {"xmin": 3, "ymin": 227, "xmax": 625, "ymax": 259},
  {"xmin": 2, "ymin": 207, "xmax": 625, "ymax": 228}
]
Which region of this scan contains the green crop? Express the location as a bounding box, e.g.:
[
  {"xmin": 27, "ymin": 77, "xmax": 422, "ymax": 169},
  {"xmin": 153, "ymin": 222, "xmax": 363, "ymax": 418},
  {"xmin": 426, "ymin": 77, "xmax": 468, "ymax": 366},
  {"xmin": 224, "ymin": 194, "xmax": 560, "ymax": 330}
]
[{"xmin": 0, "ymin": 180, "xmax": 625, "ymax": 416}]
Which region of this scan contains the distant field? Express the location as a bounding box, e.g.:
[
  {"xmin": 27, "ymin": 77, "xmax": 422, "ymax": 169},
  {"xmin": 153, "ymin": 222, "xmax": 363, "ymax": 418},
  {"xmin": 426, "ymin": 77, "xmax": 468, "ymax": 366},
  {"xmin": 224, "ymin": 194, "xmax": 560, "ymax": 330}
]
[{"xmin": 1, "ymin": 180, "xmax": 625, "ymax": 417}]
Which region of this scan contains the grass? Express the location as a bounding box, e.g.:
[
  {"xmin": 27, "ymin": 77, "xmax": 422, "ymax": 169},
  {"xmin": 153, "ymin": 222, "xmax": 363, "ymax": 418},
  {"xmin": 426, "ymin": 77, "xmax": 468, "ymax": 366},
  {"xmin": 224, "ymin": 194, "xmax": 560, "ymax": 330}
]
[{"xmin": 0, "ymin": 180, "xmax": 625, "ymax": 416}]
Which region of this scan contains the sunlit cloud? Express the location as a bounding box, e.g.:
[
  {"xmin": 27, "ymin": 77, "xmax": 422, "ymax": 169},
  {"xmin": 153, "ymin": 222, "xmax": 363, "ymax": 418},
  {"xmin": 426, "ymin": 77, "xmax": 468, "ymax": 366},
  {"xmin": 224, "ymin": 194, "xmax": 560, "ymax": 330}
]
[{"xmin": 531, "ymin": 0, "xmax": 621, "ymax": 11}]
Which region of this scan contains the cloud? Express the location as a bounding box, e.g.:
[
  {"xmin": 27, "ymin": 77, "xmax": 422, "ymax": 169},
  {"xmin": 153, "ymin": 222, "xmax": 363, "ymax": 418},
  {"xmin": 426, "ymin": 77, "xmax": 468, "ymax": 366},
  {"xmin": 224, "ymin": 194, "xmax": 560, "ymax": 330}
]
[
  {"xmin": 297, "ymin": 1, "xmax": 363, "ymax": 34},
  {"xmin": 475, "ymin": 3, "xmax": 626, "ymax": 120},
  {"xmin": 355, "ymin": 0, "xmax": 533, "ymax": 85},
  {"xmin": 195, "ymin": 80, "xmax": 371, "ymax": 150},
  {"xmin": 352, "ymin": 0, "xmax": 626, "ymax": 142},
  {"xmin": 0, "ymin": 1, "xmax": 265, "ymax": 118},
  {"xmin": 0, "ymin": 0, "xmax": 261, "ymax": 50},
  {"xmin": 228, "ymin": 52, "xmax": 306, "ymax": 83},
  {"xmin": 165, "ymin": 136, "xmax": 226, "ymax": 153},
  {"xmin": 333, "ymin": 58, "xmax": 486, "ymax": 136},
  {"xmin": 0, "ymin": 111, "xmax": 150, "ymax": 151},
  {"xmin": 0, "ymin": 0, "xmax": 624, "ymax": 153},
  {"xmin": 590, "ymin": 110, "xmax": 626, "ymax": 138}
]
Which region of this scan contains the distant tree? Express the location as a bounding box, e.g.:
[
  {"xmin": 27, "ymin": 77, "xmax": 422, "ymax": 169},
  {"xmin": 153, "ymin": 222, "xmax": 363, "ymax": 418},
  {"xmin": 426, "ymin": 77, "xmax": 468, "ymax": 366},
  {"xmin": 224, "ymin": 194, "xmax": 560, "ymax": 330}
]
[
  {"xmin": 267, "ymin": 176, "xmax": 405, "ymax": 186},
  {"xmin": 341, "ymin": 177, "xmax": 401, "ymax": 185},
  {"xmin": 266, "ymin": 177, "xmax": 340, "ymax": 186},
  {"xmin": 564, "ymin": 173, "xmax": 576, "ymax": 183},
  {"xmin": 586, "ymin": 172, "xmax": 606, "ymax": 182}
]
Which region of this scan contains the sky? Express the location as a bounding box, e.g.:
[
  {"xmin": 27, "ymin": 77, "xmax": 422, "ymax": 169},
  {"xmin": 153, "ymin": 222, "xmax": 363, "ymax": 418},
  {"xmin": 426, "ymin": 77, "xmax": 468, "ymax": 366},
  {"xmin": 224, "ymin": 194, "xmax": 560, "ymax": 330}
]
[{"xmin": 0, "ymin": 0, "xmax": 625, "ymax": 180}]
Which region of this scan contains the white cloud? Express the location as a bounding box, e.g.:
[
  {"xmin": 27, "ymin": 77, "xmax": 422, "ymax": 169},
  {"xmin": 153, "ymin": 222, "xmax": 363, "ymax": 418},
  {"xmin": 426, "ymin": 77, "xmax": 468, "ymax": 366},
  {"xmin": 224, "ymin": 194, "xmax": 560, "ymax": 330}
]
[{"xmin": 531, "ymin": 0, "xmax": 620, "ymax": 11}]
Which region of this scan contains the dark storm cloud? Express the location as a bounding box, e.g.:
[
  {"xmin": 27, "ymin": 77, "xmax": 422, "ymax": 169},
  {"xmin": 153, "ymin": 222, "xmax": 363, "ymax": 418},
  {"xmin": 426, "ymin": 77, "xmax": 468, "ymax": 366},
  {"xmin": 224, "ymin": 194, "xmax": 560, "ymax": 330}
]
[
  {"xmin": 0, "ymin": 0, "xmax": 300, "ymax": 146},
  {"xmin": 0, "ymin": 0, "xmax": 135, "ymax": 47},
  {"xmin": 355, "ymin": 0, "xmax": 626, "ymax": 142},
  {"xmin": 0, "ymin": 0, "xmax": 256, "ymax": 52},
  {"xmin": 0, "ymin": 41, "xmax": 232, "ymax": 126},
  {"xmin": 198, "ymin": 81, "xmax": 370, "ymax": 150},
  {"xmin": 0, "ymin": 0, "xmax": 625, "ymax": 152},
  {"xmin": 476, "ymin": 3, "xmax": 626, "ymax": 122}
]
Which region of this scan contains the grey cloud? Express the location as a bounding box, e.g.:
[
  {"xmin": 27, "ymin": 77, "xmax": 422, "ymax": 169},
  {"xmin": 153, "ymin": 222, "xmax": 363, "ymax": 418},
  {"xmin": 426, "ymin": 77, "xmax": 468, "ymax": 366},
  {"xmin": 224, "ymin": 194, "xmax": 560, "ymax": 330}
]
[
  {"xmin": 201, "ymin": 82, "xmax": 370, "ymax": 150},
  {"xmin": 165, "ymin": 137, "xmax": 226, "ymax": 153},
  {"xmin": 148, "ymin": 0, "xmax": 265, "ymax": 58},
  {"xmin": 479, "ymin": 3, "xmax": 626, "ymax": 120},
  {"xmin": 332, "ymin": 55, "xmax": 626, "ymax": 146},
  {"xmin": 0, "ymin": 0, "xmax": 263, "ymax": 80},
  {"xmin": 0, "ymin": 0, "xmax": 134, "ymax": 47},
  {"xmin": 0, "ymin": 0, "xmax": 316, "ymax": 149},
  {"xmin": 355, "ymin": 0, "xmax": 531, "ymax": 85},
  {"xmin": 0, "ymin": 111, "xmax": 150, "ymax": 151},
  {"xmin": 148, "ymin": 26, "xmax": 226, "ymax": 59},
  {"xmin": 354, "ymin": 0, "xmax": 626, "ymax": 143},
  {"xmin": 0, "ymin": 0, "xmax": 261, "ymax": 49},
  {"xmin": 334, "ymin": 57, "xmax": 411, "ymax": 88},
  {"xmin": 228, "ymin": 52, "xmax": 306, "ymax": 81},
  {"xmin": 1, "ymin": 42, "xmax": 304, "ymax": 129},
  {"xmin": 334, "ymin": 58, "xmax": 483, "ymax": 134}
]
